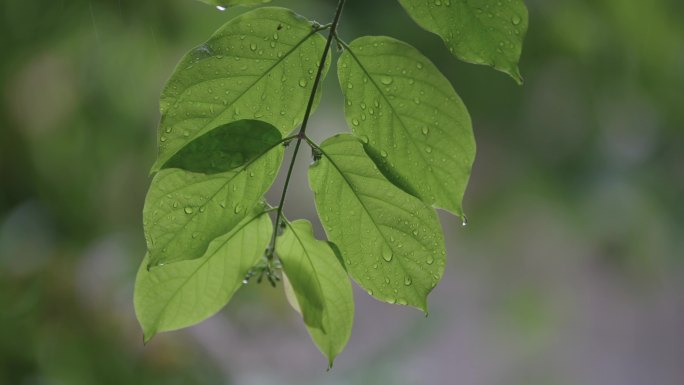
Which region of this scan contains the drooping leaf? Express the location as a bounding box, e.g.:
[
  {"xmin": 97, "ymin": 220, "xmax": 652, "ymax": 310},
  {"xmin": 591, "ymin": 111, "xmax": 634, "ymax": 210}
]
[
  {"xmin": 397, "ymin": 0, "xmax": 528, "ymax": 82},
  {"xmin": 338, "ymin": 36, "xmax": 475, "ymax": 217},
  {"xmin": 195, "ymin": 0, "xmax": 271, "ymax": 9},
  {"xmin": 277, "ymin": 220, "xmax": 354, "ymax": 366},
  {"xmin": 153, "ymin": 6, "xmax": 329, "ymax": 172},
  {"xmin": 135, "ymin": 207, "xmax": 272, "ymax": 342},
  {"xmin": 144, "ymin": 120, "xmax": 283, "ymax": 267},
  {"xmin": 308, "ymin": 134, "xmax": 446, "ymax": 312},
  {"xmin": 276, "ymin": 226, "xmax": 325, "ymax": 332}
]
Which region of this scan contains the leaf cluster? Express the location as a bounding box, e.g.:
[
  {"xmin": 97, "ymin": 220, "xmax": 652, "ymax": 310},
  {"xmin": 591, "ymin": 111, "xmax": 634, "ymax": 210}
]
[{"xmin": 135, "ymin": 0, "xmax": 527, "ymax": 365}]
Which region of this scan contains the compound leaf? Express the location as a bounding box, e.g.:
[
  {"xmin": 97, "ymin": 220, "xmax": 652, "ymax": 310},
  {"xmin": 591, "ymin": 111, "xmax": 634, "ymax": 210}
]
[
  {"xmin": 135, "ymin": 207, "xmax": 272, "ymax": 342},
  {"xmin": 277, "ymin": 220, "xmax": 354, "ymax": 366},
  {"xmin": 397, "ymin": 0, "xmax": 528, "ymax": 82},
  {"xmin": 144, "ymin": 120, "xmax": 283, "ymax": 267},
  {"xmin": 338, "ymin": 36, "xmax": 475, "ymax": 217},
  {"xmin": 308, "ymin": 134, "xmax": 446, "ymax": 312},
  {"xmin": 153, "ymin": 6, "xmax": 329, "ymax": 172}
]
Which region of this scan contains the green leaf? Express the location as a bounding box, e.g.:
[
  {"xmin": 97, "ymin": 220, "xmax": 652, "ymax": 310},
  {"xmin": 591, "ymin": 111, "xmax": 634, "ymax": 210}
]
[
  {"xmin": 163, "ymin": 119, "xmax": 284, "ymax": 174},
  {"xmin": 135, "ymin": 207, "xmax": 272, "ymax": 342},
  {"xmin": 153, "ymin": 7, "xmax": 329, "ymax": 172},
  {"xmin": 196, "ymin": 0, "xmax": 271, "ymax": 9},
  {"xmin": 277, "ymin": 220, "xmax": 354, "ymax": 366},
  {"xmin": 276, "ymin": 226, "xmax": 325, "ymax": 332},
  {"xmin": 143, "ymin": 120, "xmax": 283, "ymax": 267},
  {"xmin": 338, "ymin": 36, "xmax": 475, "ymax": 217},
  {"xmin": 308, "ymin": 134, "xmax": 446, "ymax": 312},
  {"xmin": 397, "ymin": 0, "xmax": 528, "ymax": 82}
]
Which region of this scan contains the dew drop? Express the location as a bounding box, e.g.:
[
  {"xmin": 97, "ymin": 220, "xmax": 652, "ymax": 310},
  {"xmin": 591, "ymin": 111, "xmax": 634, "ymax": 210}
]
[
  {"xmin": 511, "ymin": 15, "xmax": 521, "ymax": 25},
  {"xmin": 184, "ymin": 207, "xmax": 194, "ymax": 214},
  {"xmin": 380, "ymin": 76, "xmax": 393, "ymax": 85},
  {"xmin": 404, "ymin": 275, "xmax": 413, "ymax": 286},
  {"xmin": 421, "ymin": 126, "xmax": 429, "ymax": 135},
  {"xmin": 216, "ymin": 5, "xmax": 226, "ymax": 11},
  {"xmin": 382, "ymin": 246, "xmax": 393, "ymax": 262}
]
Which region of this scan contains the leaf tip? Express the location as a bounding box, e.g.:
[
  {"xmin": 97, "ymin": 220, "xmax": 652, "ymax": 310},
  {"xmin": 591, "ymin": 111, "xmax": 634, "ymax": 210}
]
[
  {"xmin": 142, "ymin": 330, "xmax": 156, "ymax": 345},
  {"xmin": 509, "ymin": 66, "xmax": 524, "ymax": 85}
]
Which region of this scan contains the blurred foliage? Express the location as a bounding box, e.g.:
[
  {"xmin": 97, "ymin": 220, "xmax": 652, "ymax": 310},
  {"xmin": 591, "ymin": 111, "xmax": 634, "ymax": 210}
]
[{"xmin": 1, "ymin": 0, "xmax": 682, "ymax": 384}]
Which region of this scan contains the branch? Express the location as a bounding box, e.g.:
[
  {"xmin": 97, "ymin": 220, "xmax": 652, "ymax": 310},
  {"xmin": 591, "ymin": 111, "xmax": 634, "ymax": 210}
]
[{"xmin": 266, "ymin": 0, "xmax": 347, "ymax": 260}]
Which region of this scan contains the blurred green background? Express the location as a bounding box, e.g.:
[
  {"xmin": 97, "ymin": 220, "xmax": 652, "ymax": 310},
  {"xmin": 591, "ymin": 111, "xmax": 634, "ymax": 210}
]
[{"xmin": 1, "ymin": 0, "xmax": 683, "ymax": 384}]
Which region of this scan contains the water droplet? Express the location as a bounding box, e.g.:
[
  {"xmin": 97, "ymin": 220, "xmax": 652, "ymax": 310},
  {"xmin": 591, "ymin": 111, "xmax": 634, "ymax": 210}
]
[
  {"xmin": 184, "ymin": 207, "xmax": 194, "ymax": 214},
  {"xmin": 425, "ymin": 146, "xmax": 433, "ymax": 153},
  {"xmin": 404, "ymin": 275, "xmax": 412, "ymax": 286},
  {"xmin": 216, "ymin": 5, "xmax": 226, "ymax": 11},
  {"xmin": 511, "ymin": 15, "xmax": 521, "ymax": 25},
  {"xmin": 461, "ymin": 215, "xmax": 468, "ymax": 227},
  {"xmin": 249, "ymin": 43, "xmax": 257, "ymax": 51},
  {"xmin": 416, "ymin": 62, "xmax": 424, "ymax": 69},
  {"xmin": 380, "ymin": 76, "xmax": 393, "ymax": 85},
  {"xmin": 421, "ymin": 126, "xmax": 429, "ymax": 135},
  {"xmin": 426, "ymin": 254, "xmax": 434, "ymax": 264},
  {"xmin": 234, "ymin": 204, "xmax": 243, "ymax": 214},
  {"xmin": 382, "ymin": 246, "xmax": 393, "ymax": 262},
  {"xmin": 352, "ymin": 118, "xmax": 359, "ymax": 126},
  {"xmin": 380, "ymin": 150, "xmax": 388, "ymax": 158},
  {"xmin": 298, "ymin": 79, "xmax": 307, "ymax": 88}
]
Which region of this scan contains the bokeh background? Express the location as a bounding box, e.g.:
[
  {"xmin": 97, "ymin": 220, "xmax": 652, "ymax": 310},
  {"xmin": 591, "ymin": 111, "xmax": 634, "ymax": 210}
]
[{"xmin": 1, "ymin": 0, "xmax": 683, "ymax": 384}]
